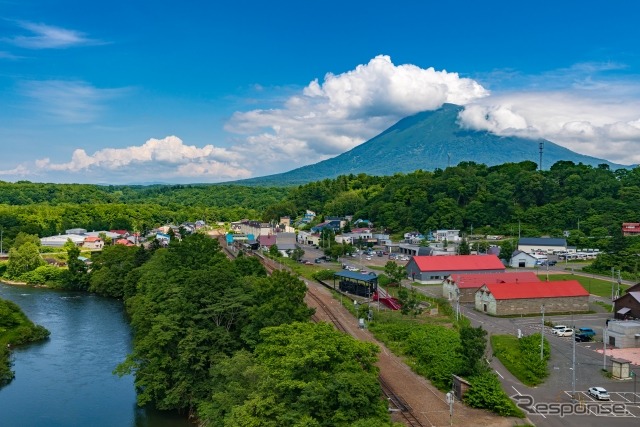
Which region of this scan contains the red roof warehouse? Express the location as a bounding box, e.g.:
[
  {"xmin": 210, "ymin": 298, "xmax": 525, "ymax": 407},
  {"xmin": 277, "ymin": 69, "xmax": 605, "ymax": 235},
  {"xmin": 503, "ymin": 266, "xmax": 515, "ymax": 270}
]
[
  {"xmin": 405, "ymin": 255, "xmax": 505, "ymax": 284},
  {"xmin": 475, "ymin": 280, "xmax": 589, "ymax": 316},
  {"xmin": 443, "ymin": 272, "xmax": 539, "ymax": 303}
]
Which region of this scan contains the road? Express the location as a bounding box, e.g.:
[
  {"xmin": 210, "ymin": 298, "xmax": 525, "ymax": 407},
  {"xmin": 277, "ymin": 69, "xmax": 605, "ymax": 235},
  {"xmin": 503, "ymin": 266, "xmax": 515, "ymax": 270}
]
[
  {"xmin": 277, "ymin": 244, "xmax": 640, "ymax": 426},
  {"xmin": 411, "ymin": 278, "xmax": 640, "ymax": 427}
]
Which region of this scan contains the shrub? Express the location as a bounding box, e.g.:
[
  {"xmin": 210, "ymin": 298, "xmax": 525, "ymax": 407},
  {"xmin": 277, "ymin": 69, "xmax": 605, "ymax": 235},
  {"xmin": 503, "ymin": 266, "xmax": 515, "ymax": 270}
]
[
  {"xmin": 465, "ymin": 372, "xmax": 525, "ymax": 417},
  {"xmin": 312, "ymin": 269, "xmax": 336, "ymax": 281}
]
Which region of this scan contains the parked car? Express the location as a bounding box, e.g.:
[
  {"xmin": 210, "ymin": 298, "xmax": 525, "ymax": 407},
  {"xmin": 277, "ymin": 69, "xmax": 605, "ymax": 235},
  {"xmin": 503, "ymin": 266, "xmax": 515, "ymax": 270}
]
[
  {"xmin": 551, "ymin": 325, "xmax": 568, "ymax": 334},
  {"xmin": 557, "ymin": 328, "xmax": 574, "ymax": 337},
  {"xmin": 575, "ymin": 333, "xmax": 592, "ymax": 342},
  {"xmin": 577, "ymin": 327, "xmax": 596, "ymax": 338},
  {"xmin": 588, "ymin": 387, "xmax": 610, "ymax": 400}
]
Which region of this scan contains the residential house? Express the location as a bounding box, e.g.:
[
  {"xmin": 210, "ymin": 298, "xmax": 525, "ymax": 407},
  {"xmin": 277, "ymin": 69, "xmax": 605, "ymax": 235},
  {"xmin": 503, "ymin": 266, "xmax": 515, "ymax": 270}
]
[
  {"xmin": 518, "ymin": 237, "xmax": 567, "ymax": 254},
  {"xmin": 83, "ymin": 236, "xmax": 104, "ymax": 250},
  {"xmin": 233, "ymin": 220, "xmax": 273, "ymax": 237},
  {"xmin": 622, "ymin": 223, "xmax": 640, "ymax": 236},
  {"xmin": 310, "ymin": 219, "xmax": 342, "ymax": 233},
  {"xmin": 110, "ymin": 230, "xmax": 130, "ymax": 238},
  {"xmin": 475, "ymin": 280, "xmax": 589, "ymax": 316},
  {"xmin": 258, "ymin": 234, "xmax": 276, "ymax": 250},
  {"xmin": 614, "ymin": 283, "xmax": 640, "ymax": 320},
  {"xmin": 434, "ymin": 229, "xmax": 461, "ymax": 243},
  {"xmin": 275, "ymin": 232, "xmax": 298, "ymax": 255},
  {"xmin": 405, "ymin": 255, "xmax": 505, "ymax": 284},
  {"xmin": 373, "ymin": 232, "xmax": 391, "ymax": 245},
  {"xmin": 443, "ymin": 272, "xmax": 540, "ymax": 303},
  {"xmin": 115, "ymin": 238, "xmax": 135, "ymax": 247},
  {"xmin": 509, "ymin": 250, "xmax": 546, "ymax": 268},
  {"xmin": 403, "ymin": 232, "xmax": 425, "ymax": 244}
]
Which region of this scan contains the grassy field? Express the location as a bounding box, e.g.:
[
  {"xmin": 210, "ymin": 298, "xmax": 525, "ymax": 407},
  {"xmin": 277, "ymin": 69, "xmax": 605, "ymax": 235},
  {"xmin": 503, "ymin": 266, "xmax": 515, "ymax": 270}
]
[
  {"xmin": 538, "ymin": 273, "xmax": 628, "ymax": 298},
  {"xmin": 491, "ymin": 334, "xmax": 550, "ymax": 387}
]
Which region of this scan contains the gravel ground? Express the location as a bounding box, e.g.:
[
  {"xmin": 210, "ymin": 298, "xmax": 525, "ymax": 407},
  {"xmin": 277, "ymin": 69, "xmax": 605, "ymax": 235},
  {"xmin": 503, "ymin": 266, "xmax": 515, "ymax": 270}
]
[{"xmin": 304, "ymin": 279, "xmax": 521, "ymax": 427}]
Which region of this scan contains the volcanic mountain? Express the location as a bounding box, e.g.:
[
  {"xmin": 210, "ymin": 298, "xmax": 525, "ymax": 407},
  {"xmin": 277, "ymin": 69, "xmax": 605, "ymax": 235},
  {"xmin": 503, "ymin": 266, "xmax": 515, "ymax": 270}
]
[{"xmin": 237, "ymin": 103, "xmax": 625, "ymax": 186}]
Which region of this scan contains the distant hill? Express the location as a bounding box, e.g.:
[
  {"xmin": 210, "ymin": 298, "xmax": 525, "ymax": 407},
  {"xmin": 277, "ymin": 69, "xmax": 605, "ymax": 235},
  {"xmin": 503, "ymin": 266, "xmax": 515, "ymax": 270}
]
[{"xmin": 236, "ymin": 103, "xmax": 628, "ymax": 186}]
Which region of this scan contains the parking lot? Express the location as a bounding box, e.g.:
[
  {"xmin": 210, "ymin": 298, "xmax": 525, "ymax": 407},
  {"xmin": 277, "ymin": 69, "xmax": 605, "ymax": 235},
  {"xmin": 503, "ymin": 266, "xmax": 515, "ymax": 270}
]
[{"xmin": 561, "ymin": 391, "xmax": 640, "ymax": 417}]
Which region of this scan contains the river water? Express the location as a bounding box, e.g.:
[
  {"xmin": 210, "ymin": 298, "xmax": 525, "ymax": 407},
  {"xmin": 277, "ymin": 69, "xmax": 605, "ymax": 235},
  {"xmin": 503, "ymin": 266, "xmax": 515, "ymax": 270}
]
[{"xmin": 0, "ymin": 283, "xmax": 193, "ymax": 427}]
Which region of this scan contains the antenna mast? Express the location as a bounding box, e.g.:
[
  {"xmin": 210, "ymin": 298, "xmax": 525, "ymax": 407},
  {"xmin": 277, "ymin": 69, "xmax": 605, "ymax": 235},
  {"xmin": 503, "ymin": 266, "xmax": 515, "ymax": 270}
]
[{"xmin": 538, "ymin": 142, "xmax": 544, "ymax": 171}]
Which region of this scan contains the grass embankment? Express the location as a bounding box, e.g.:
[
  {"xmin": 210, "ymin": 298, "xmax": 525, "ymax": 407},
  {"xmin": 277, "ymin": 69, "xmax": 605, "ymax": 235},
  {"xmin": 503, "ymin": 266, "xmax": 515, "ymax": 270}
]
[
  {"xmin": 491, "ymin": 334, "xmax": 550, "ymax": 387},
  {"xmin": 537, "ymin": 273, "xmax": 628, "ymax": 298},
  {"xmin": 354, "ymin": 293, "xmax": 523, "ymax": 417},
  {"xmin": 0, "ymin": 297, "xmax": 50, "ymax": 386}
]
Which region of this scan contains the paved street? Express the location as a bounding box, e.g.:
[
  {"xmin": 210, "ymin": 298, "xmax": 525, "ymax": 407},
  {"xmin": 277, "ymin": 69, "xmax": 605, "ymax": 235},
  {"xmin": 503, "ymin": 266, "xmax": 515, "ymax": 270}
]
[{"xmin": 410, "ymin": 280, "xmax": 640, "ymax": 427}]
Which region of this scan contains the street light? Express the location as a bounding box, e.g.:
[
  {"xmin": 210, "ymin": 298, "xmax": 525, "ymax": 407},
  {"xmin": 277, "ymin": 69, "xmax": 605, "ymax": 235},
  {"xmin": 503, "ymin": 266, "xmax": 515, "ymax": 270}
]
[{"xmin": 540, "ymin": 304, "xmax": 545, "ymax": 361}]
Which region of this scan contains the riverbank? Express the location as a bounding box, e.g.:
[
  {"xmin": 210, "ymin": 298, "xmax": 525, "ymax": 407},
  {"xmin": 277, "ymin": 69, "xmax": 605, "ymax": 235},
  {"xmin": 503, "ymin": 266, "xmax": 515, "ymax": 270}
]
[
  {"xmin": 0, "ymin": 279, "xmax": 33, "ymax": 286},
  {"xmin": 0, "ymin": 296, "xmax": 50, "ymax": 387}
]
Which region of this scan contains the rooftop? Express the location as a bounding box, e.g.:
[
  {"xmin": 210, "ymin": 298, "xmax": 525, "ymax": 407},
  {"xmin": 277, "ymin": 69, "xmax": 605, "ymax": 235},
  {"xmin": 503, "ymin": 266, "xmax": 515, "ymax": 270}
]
[
  {"xmin": 449, "ymin": 272, "xmax": 540, "ymax": 289},
  {"xmin": 480, "ymin": 280, "xmax": 588, "ymax": 300},
  {"xmin": 412, "ymin": 255, "xmax": 505, "ymax": 272}
]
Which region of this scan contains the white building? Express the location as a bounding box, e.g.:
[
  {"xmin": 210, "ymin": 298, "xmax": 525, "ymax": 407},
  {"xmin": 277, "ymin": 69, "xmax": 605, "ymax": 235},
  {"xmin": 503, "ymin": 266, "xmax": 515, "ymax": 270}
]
[
  {"xmin": 435, "ymin": 230, "xmax": 460, "ymax": 243},
  {"xmin": 41, "ymin": 234, "xmax": 85, "ymax": 247}
]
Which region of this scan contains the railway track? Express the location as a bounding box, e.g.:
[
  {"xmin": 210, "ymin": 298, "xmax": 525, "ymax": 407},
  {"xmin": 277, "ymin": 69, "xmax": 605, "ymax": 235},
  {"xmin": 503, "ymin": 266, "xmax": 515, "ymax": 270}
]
[
  {"xmin": 379, "ymin": 376, "xmax": 425, "ymax": 427},
  {"xmin": 217, "ymin": 241, "xmax": 426, "ymax": 427},
  {"xmin": 305, "ymin": 287, "xmax": 348, "ymax": 333},
  {"xmin": 306, "ymin": 286, "xmax": 425, "ymax": 427}
]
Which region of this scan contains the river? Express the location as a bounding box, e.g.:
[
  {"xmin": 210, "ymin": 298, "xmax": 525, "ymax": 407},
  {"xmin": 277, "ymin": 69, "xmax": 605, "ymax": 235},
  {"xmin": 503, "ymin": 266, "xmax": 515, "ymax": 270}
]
[{"xmin": 0, "ymin": 282, "xmax": 193, "ymax": 427}]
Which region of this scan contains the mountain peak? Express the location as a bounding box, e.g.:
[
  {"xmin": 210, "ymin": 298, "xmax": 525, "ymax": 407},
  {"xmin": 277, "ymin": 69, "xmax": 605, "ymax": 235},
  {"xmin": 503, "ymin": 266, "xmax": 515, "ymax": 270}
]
[{"xmin": 237, "ymin": 104, "xmax": 624, "ymax": 186}]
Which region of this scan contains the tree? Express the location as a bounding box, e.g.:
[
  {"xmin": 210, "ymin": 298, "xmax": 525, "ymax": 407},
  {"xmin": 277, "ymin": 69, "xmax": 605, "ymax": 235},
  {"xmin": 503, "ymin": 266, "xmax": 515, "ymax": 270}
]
[
  {"xmin": 268, "ymin": 244, "xmax": 280, "ymax": 257},
  {"xmin": 241, "ymin": 270, "xmax": 315, "ymax": 347},
  {"xmin": 64, "ymin": 245, "xmax": 89, "ymax": 290},
  {"xmin": 384, "ymin": 260, "xmax": 406, "ymax": 285},
  {"xmin": 226, "ymin": 322, "xmax": 391, "ymax": 427},
  {"xmin": 7, "ymin": 242, "xmax": 44, "ymax": 278},
  {"xmin": 458, "ymin": 237, "xmax": 471, "ymax": 255},
  {"xmin": 12, "ymin": 232, "xmax": 40, "ymax": 249},
  {"xmin": 89, "ymin": 245, "xmax": 139, "ymax": 297},
  {"xmin": 458, "ymin": 325, "xmax": 488, "ymax": 376},
  {"xmin": 397, "ymin": 286, "xmax": 421, "ymax": 316},
  {"xmin": 289, "ymin": 247, "xmax": 305, "ymax": 261}
]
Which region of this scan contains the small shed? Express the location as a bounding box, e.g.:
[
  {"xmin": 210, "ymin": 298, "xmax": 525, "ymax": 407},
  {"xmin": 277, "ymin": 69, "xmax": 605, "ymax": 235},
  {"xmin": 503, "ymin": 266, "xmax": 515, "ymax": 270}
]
[
  {"xmin": 452, "ymin": 374, "xmax": 472, "ymax": 400},
  {"xmin": 611, "ymin": 358, "xmax": 632, "ymax": 379}
]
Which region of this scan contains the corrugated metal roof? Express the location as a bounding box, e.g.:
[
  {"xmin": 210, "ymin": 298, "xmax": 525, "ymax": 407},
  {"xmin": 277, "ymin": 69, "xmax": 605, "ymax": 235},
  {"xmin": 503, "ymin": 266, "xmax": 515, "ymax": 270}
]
[
  {"xmin": 480, "ymin": 280, "xmax": 588, "ymax": 300},
  {"xmin": 518, "ymin": 237, "xmax": 567, "ymax": 246},
  {"xmin": 334, "ymin": 270, "xmax": 378, "ymax": 283},
  {"xmin": 450, "ymin": 272, "xmax": 540, "ymax": 289},
  {"xmin": 413, "ymin": 255, "xmax": 505, "ymax": 272}
]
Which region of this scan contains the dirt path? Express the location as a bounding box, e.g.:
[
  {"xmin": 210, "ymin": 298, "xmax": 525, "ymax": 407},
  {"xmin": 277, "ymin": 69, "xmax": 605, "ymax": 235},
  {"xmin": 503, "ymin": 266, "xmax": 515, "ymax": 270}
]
[{"xmin": 304, "ymin": 279, "xmax": 520, "ymax": 427}]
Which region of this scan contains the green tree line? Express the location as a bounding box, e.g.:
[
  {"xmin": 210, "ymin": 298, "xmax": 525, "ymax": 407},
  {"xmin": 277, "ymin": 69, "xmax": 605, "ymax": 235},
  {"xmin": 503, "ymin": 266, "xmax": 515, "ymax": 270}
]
[{"xmin": 93, "ymin": 234, "xmax": 394, "ymax": 426}]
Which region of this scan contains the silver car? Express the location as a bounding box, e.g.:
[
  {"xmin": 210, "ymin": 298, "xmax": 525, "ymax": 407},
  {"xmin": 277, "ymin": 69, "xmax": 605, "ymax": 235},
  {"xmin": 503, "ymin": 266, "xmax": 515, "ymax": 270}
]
[{"xmin": 588, "ymin": 387, "xmax": 610, "ymax": 401}]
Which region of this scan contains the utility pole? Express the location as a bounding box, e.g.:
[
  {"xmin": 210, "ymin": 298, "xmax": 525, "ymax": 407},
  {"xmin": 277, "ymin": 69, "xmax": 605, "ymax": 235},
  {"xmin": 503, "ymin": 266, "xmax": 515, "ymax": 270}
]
[
  {"xmin": 603, "ymin": 328, "xmax": 607, "ymax": 370},
  {"xmin": 572, "ymin": 327, "xmax": 577, "ymax": 402},
  {"xmin": 541, "ymin": 304, "xmax": 545, "ymax": 360}
]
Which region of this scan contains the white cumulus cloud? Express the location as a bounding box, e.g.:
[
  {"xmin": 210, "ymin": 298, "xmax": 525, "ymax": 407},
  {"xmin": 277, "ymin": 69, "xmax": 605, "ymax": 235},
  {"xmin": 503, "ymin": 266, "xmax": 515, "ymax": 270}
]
[
  {"xmin": 34, "ymin": 136, "xmax": 251, "ymax": 180},
  {"xmin": 458, "ymin": 90, "xmax": 640, "ymax": 165},
  {"xmin": 226, "ymin": 55, "xmax": 490, "ymax": 167}
]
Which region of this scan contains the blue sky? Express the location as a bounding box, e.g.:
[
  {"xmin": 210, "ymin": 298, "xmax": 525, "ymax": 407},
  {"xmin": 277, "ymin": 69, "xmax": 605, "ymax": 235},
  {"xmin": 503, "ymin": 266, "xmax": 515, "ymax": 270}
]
[{"xmin": 2, "ymin": 1, "xmax": 640, "ymax": 184}]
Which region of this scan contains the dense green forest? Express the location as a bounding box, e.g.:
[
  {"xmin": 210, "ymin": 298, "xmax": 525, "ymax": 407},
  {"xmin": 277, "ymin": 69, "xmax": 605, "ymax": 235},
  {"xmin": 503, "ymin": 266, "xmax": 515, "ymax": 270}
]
[
  {"xmin": 98, "ymin": 234, "xmax": 394, "ymax": 426},
  {"xmin": 3, "ymin": 159, "xmax": 640, "ymax": 275}
]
